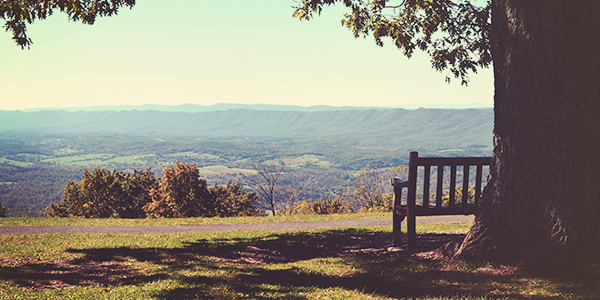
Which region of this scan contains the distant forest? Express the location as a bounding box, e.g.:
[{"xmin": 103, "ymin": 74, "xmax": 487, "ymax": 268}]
[{"xmin": 0, "ymin": 107, "xmax": 493, "ymax": 217}]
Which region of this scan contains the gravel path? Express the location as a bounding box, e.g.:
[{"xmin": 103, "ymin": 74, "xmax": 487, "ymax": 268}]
[{"xmin": 0, "ymin": 215, "xmax": 474, "ymax": 235}]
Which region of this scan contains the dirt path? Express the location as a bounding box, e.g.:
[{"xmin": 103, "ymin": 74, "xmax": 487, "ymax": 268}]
[{"xmin": 0, "ymin": 215, "xmax": 473, "ymax": 235}]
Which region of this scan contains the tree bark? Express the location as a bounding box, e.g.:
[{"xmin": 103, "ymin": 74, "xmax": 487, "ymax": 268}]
[{"xmin": 456, "ymin": 0, "xmax": 600, "ymax": 272}]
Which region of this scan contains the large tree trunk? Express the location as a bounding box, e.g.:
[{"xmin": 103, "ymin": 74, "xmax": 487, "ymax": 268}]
[{"xmin": 455, "ymin": 0, "xmax": 600, "ymax": 272}]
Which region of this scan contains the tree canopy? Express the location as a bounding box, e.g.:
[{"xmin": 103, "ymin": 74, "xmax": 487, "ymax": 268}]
[
  {"xmin": 293, "ymin": 0, "xmax": 491, "ymax": 85},
  {"xmin": 1, "ymin": 0, "xmax": 135, "ymax": 49},
  {"xmin": 45, "ymin": 163, "xmax": 264, "ymax": 218},
  {"xmin": 296, "ymin": 0, "xmax": 600, "ymax": 273}
]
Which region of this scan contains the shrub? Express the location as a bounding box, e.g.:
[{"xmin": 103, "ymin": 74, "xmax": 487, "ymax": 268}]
[
  {"xmin": 427, "ymin": 186, "xmax": 476, "ymax": 206},
  {"xmin": 210, "ymin": 181, "xmax": 266, "ymax": 217},
  {"xmin": 46, "ymin": 162, "xmax": 264, "ymax": 219},
  {"xmin": 281, "ymin": 198, "xmax": 352, "ymax": 215},
  {"xmin": 356, "ymin": 193, "xmax": 394, "ymax": 213},
  {"xmin": 45, "ymin": 168, "xmax": 157, "ymax": 218},
  {"xmin": 346, "ymin": 164, "xmax": 406, "ymax": 212},
  {"xmin": 143, "ymin": 163, "xmax": 265, "ymax": 218},
  {"xmin": 143, "ymin": 162, "xmax": 212, "ymax": 218}
]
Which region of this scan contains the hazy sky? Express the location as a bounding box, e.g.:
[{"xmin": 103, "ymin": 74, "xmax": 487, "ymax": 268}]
[{"xmin": 0, "ymin": 0, "xmax": 493, "ymax": 111}]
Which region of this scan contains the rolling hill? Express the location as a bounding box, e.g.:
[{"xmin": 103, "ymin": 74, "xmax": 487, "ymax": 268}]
[
  {"xmin": 0, "ymin": 105, "xmax": 494, "ymax": 217},
  {"xmin": 0, "ymin": 107, "xmax": 493, "ymax": 153}
]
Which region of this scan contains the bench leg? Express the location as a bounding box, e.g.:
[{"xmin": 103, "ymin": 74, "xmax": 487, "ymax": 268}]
[
  {"xmin": 407, "ymin": 213, "xmax": 417, "ymax": 250},
  {"xmin": 392, "ymin": 208, "xmax": 405, "ymax": 247}
]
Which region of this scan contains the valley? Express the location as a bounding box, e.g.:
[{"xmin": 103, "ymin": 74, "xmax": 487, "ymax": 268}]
[{"xmin": 0, "ymin": 106, "xmax": 493, "ymax": 217}]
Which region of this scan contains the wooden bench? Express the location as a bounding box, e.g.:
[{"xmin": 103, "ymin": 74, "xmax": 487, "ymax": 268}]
[{"xmin": 391, "ymin": 151, "xmax": 491, "ymax": 249}]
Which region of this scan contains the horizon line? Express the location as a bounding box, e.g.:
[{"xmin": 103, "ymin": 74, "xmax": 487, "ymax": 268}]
[{"xmin": 12, "ymin": 102, "xmax": 493, "ymax": 112}]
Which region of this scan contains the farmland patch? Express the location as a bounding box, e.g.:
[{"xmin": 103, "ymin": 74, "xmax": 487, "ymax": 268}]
[
  {"xmin": 166, "ymin": 151, "xmax": 220, "ymax": 160},
  {"xmin": 280, "ymin": 155, "xmax": 332, "ymax": 168},
  {"xmin": 200, "ymin": 165, "xmax": 256, "ymax": 175},
  {"xmin": 0, "ymin": 158, "xmax": 34, "ymax": 167}
]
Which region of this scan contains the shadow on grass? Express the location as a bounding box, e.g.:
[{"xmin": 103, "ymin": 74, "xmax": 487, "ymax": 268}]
[{"xmin": 2, "ymin": 228, "xmax": 599, "ymax": 299}]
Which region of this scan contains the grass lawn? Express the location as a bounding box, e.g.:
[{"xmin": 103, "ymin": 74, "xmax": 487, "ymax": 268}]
[
  {"xmin": 0, "ymin": 212, "xmax": 391, "ymax": 227},
  {"xmin": 1, "ymin": 222, "xmax": 598, "ymax": 299}
]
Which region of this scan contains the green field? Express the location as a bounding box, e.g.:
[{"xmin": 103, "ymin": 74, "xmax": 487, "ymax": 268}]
[
  {"xmin": 1, "ymin": 221, "xmax": 596, "ymax": 299},
  {"xmin": 0, "ymin": 212, "xmax": 390, "ymax": 227},
  {"xmin": 279, "ymin": 155, "xmax": 333, "ymax": 168},
  {"xmin": 166, "ymin": 151, "xmax": 220, "ymax": 160},
  {"xmin": 41, "ymin": 154, "xmax": 114, "ymax": 165},
  {"xmin": 40, "ymin": 154, "xmax": 155, "ymax": 166},
  {"xmin": 0, "ymin": 158, "xmax": 34, "ymax": 167},
  {"xmin": 103, "ymin": 154, "xmax": 155, "ymax": 164},
  {"xmin": 52, "ymin": 147, "xmax": 80, "ymax": 155},
  {"xmin": 199, "ymin": 165, "xmax": 257, "ymax": 175}
]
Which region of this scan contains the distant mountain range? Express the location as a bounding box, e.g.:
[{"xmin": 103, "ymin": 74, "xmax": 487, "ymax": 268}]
[
  {"xmin": 19, "ymin": 103, "xmax": 493, "ymax": 113},
  {"xmin": 0, "ymin": 106, "xmax": 493, "ymax": 154},
  {"xmin": 21, "ymin": 103, "xmax": 391, "ymax": 113}
]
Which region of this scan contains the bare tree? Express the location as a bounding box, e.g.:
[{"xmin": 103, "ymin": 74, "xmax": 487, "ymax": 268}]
[
  {"xmin": 244, "ymin": 158, "xmax": 287, "ymax": 216},
  {"xmin": 346, "ymin": 165, "xmax": 406, "ymax": 212}
]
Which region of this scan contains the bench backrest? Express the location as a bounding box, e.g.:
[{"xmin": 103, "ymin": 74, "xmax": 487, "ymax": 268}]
[{"xmin": 397, "ymin": 151, "xmax": 491, "ymax": 216}]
